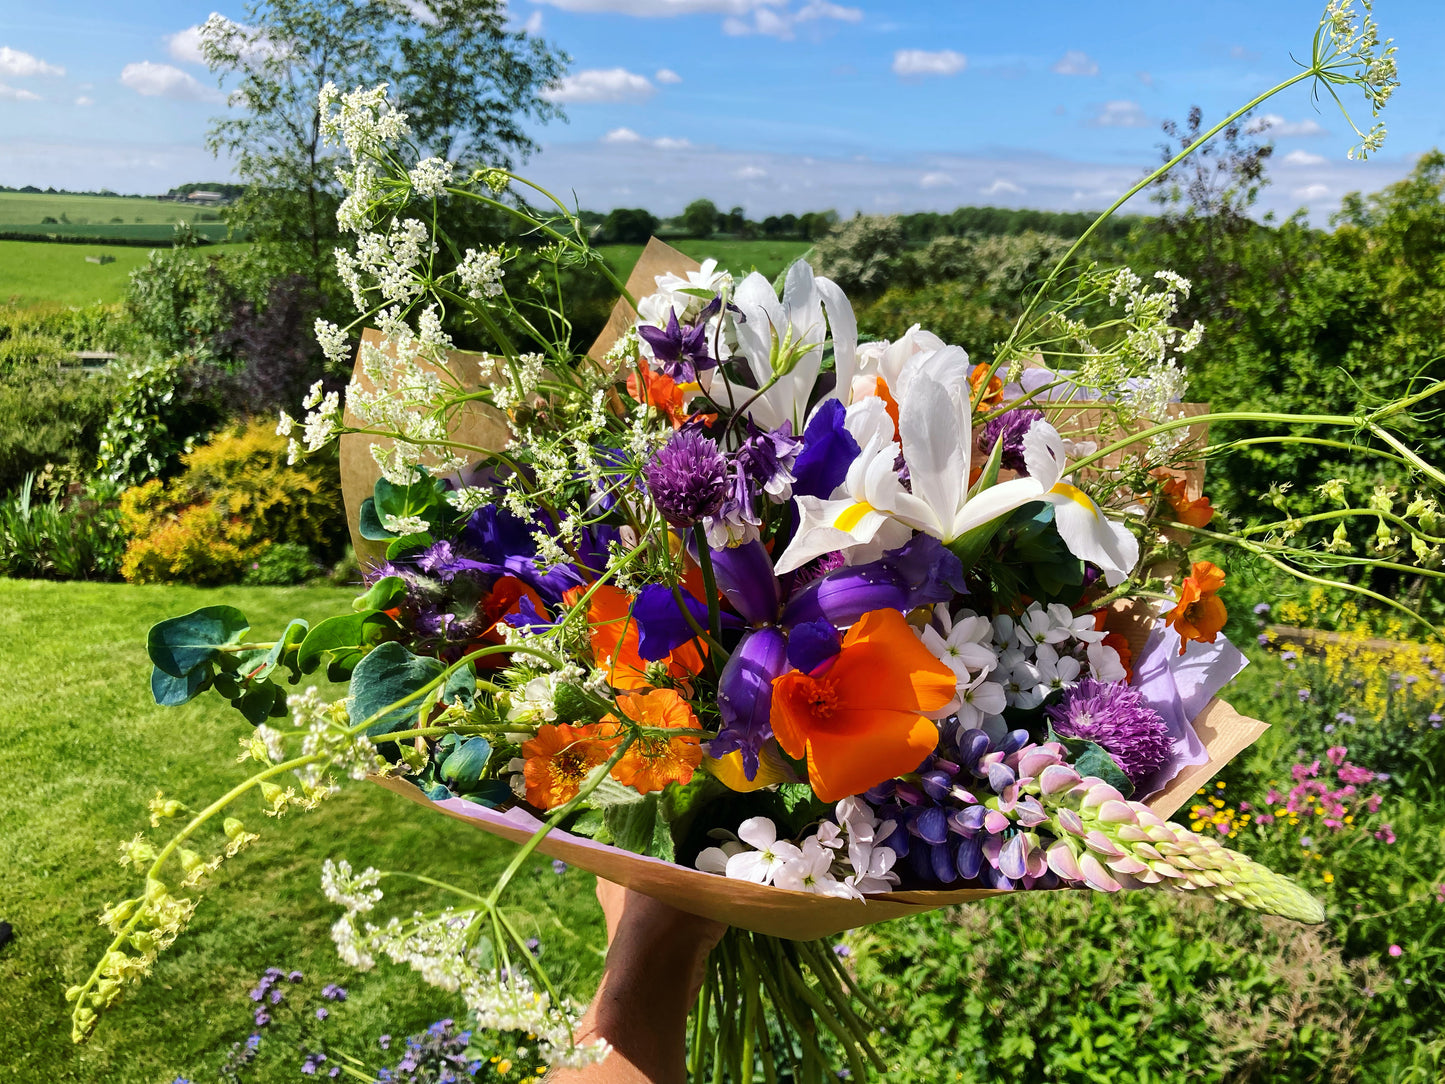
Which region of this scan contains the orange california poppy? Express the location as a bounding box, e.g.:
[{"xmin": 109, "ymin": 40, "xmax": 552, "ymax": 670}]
[
  {"xmin": 479, "ymin": 576, "xmax": 549, "ymax": 638},
  {"xmin": 969, "ymin": 363, "xmax": 1004, "ymax": 413},
  {"xmin": 1164, "ymin": 561, "xmax": 1228, "ymax": 655},
  {"xmin": 770, "ymin": 608, "xmax": 956, "ymax": 803},
  {"xmin": 522, "ymin": 722, "xmax": 620, "ymax": 810},
  {"xmin": 605, "ymin": 688, "xmax": 704, "ymax": 794},
  {"xmin": 626, "ymin": 362, "xmax": 689, "ymax": 429},
  {"xmin": 563, "ymin": 583, "xmax": 707, "ymax": 690},
  {"xmin": 1159, "ymin": 475, "xmax": 1214, "ymax": 529}
]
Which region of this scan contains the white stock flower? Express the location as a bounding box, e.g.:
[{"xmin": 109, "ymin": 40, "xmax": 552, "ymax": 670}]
[{"xmin": 723, "ymin": 817, "xmax": 802, "ymax": 884}]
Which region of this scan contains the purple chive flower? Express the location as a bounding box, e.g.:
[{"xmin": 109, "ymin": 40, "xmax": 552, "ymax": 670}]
[
  {"xmin": 1298, "ymin": 688, "xmax": 1311, "ymax": 702},
  {"xmin": 1046, "ymin": 678, "xmax": 1174, "ymax": 785},
  {"xmin": 646, "ymin": 429, "xmax": 729, "ymax": 527},
  {"xmin": 980, "ymin": 407, "xmax": 1043, "ymax": 473},
  {"xmin": 315, "ymin": 1007, "xmax": 329, "ymax": 1021},
  {"xmin": 254, "ymin": 1010, "xmax": 271, "ymax": 1027},
  {"xmin": 832, "ymin": 943, "xmax": 851, "ymax": 958},
  {"xmin": 526, "ymin": 937, "xmax": 541, "ymax": 955},
  {"xmin": 552, "ymin": 859, "xmax": 569, "ymax": 875}
]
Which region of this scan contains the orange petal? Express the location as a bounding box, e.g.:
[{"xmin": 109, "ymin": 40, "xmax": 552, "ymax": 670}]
[{"xmin": 803, "ymin": 710, "xmax": 939, "ymax": 803}]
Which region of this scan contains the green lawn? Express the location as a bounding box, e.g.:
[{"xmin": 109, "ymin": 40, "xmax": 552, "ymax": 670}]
[
  {"xmin": 0, "ymin": 580, "xmax": 605, "ymax": 1083},
  {"xmin": 0, "ymin": 241, "xmax": 245, "ymax": 307},
  {"xmin": 598, "ymin": 238, "xmax": 814, "ymax": 284}
]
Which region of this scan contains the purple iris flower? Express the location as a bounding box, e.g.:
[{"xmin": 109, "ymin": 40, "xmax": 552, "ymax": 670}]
[
  {"xmin": 791, "ymin": 399, "xmax": 860, "ymax": 500},
  {"xmin": 637, "ymin": 306, "xmax": 716, "ymax": 383},
  {"xmin": 712, "ymin": 626, "xmax": 789, "ymax": 775},
  {"xmin": 781, "ymin": 534, "xmax": 965, "ymax": 628}
]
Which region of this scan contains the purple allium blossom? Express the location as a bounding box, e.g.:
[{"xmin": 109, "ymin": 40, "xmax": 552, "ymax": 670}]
[
  {"xmin": 980, "ymin": 407, "xmax": 1043, "ymax": 474},
  {"xmin": 1046, "ymin": 677, "xmax": 1173, "ymax": 785},
  {"xmin": 315, "ymin": 1007, "xmax": 329, "ymax": 1021},
  {"xmin": 645, "ymin": 429, "xmax": 729, "ymax": 527},
  {"xmin": 551, "ymin": 859, "xmax": 568, "ymax": 875}
]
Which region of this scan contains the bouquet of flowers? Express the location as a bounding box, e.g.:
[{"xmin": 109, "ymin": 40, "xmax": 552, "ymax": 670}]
[{"xmin": 71, "ymin": 3, "xmax": 1434, "ymax": 1078}]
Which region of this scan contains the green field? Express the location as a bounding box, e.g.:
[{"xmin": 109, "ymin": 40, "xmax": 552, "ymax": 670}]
[
  {"xmin": 0, "ymin": 580, "xmax": 605, "ymax": 1083},
  {"xmin": 0, "ymin": 192, "xmax": 230, "ymax": 245},
  {"xmin": 0, "ymin": 240, "xmax": 245, "ymax": 307},
  {"xmin": 598, "ymin": 238, "xmax": 814, "ymax": 283}
]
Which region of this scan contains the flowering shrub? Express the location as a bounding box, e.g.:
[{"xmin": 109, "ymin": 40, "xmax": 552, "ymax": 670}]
[{"xmin": 119, "ymin": 420, "xmax": 343, "ymax": 585}]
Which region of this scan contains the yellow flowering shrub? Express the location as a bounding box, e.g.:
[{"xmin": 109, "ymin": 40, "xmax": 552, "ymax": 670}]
[{"xmin": 119, "ymin": 420, "xmax": 343, "ymax": 585}]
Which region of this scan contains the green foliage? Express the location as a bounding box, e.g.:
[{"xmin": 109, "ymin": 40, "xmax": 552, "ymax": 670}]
[
  {"xmin": 241, "ymin": 541, "xmax": 320, "ymax": 586},
  {"xmin": 853, "ymin": 891, "xmax": 1379, "ymax": 1084},
  {"xmin": 0, "ymin": 364, "xmax": 117, "ymax": 493},
  {"xmin": 347, "ymin": 640, "xmax": 473, "ymax": 736},
  {"xmin": 0, "ymin": 474, "xmax": 127, "ymax": 579},
  {"xmin": 601, "ymin": 207, "xmax": 661, "ymax": 245},
  {"xmin": 682, "ymin": 198, "xmax": 719, "ymax": 239},
  {"xmin": 118, "ymin": 420, "xmax": 345, "ymax": 585},
  {"xmin": 97, "ymin": 354, "xmax": 196, "ymax": 485}
]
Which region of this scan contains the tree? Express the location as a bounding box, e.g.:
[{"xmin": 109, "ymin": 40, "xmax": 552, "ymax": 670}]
[
  {"xmin": 603, "ymin": 208, "xmax": 660, "ymax": 244},
  {"xmin": 681, "ymin": 198, "xmax": 718, "ymax": 239},
  {"xmin": 202, "ymin": 0, "xmax": 567, "ymax": 291}
]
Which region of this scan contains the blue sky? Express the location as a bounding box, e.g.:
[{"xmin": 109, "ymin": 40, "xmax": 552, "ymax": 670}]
[{"xmin": 1, "ymin": 0, "xmax": 1441, "ymax": 221}]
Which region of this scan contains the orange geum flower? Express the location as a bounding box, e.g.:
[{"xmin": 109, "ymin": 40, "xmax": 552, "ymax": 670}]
[
  {"xmin": 1164, "ymin": 560, "xmax": 1228, "ymax": 655},
  {"xmin": 626, "ymin": 361, "xmax": 689, "ymax": 429},
  {"xmin": 521, "ymin": 723, "xmax": 620, "ymax": 810},
  {"xmin": 770, "ymin": 608, "xmax": 956, "ymax": 803},
  {"xmin": 605, "ymin": 688, "xmax": 704, "ymax": 794},
  {"xmin": 968, "ymin": 363, "xmax": 1004, "ymax": 413},
  {"xmin": 1159, "ymin": 475, "xmax": 1214, "ymax": 529}
]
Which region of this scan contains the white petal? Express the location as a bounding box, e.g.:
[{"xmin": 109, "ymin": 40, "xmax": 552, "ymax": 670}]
[
  {"xmin": 1046, "ymin": 484, "xmax": 1140, "ymax": 585},
  {"xmin": 736, "ymin": 816, "xmax": 779, "ymax": 850},
  {"xmin": 897, "ymin": 372, "xmax": 970, "ymax": 540}
]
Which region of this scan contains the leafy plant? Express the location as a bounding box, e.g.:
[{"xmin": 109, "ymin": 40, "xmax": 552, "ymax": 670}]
[
  {"xmin": 0, "ymin": 474, "xmax": 127, "ymax": 580},
  {"xmin": 241, "ymin": 541, "xmax": 320, "ymax": 586}
]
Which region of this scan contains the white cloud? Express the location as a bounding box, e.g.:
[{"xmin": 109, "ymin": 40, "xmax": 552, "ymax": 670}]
[
  {"xmin": 981, "ymin": 178, "xmax": 1024, "ymax": 196},
  {"xmin": 735, "ymin": 165, "xmax": 767, "ymax": 180},
  {"xmin": 0, "ymin": 46, "xmax": 64, "ymax": 78},
  {"xmin": 75, "ymin": 95, "xmax": 94, "ymax": 107},
  {"xmin": 542, "ymin": 67, "xmax": 654, "ymax": 103},
  {"xmin": 1050, "ymin": 50, "xmax": 1097, "ymax": 76},
  {"xmin": 1252, "ymin": 113, "xmax": 1327, "ymax": 137},
  {"xmin": 1282, "ymin": 149, "xmax": 1327, "ymax": 166},
  {"xmin": 1293, "ymin": 183, "xmax": 1330, "ymax": 200},
  {"xmin": 120, "ymin": 60, "xmax": 223, "ymax": 102},
  {"xmin": 165, "ymin": 25, "xmax": 206, "ymax": 65},
  {"xmin": 522, "ymin": 10, "xmax": 545, "ymax": 34},
  {"xmin": 602, "ymin": 127, "xmax": 645, "ymax": 143},
  {"xmin": 919, "ymin": 171, "xmax": 954, "ymax": 188},
  {"xmin": 653, "ymin": 136, "xmax": 692, "ymax": 149},
  {"xmin": 0, "ymin": 83, "xmax": 41, "ymax": 101},
  {"xmin": 723, "ymin": 0, "xmax": 860, "ymax": 38},
  {"xmin": 1089, "ymin": 100, "xmax": 1149, "ymax": 128},
  {"xmin": 655, "ymin": 67, "xmax": 682, "ymax": 84},
  {"xmin": 893, "ymin": 48, "xmax": 966, "ymax": 78},
  {"xmin": 601, "ymin": 128, "xmax": 692, "ymax": 149}
]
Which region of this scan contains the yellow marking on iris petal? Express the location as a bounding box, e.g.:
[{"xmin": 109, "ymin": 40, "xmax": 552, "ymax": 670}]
[
  {"xmin": 1049, "ymin": 482, "xmax": 1098, "ymax": 515},
  {"xmin": 835, "ymin": 500, "xmax": 874, "ymax": 532}
]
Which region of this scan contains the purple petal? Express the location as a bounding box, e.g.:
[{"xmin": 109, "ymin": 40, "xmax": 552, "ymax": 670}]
[
  {"xmin": 786, "ymin": 619, "xmax": 842, "ymax": 676},
  {"xmin": 711, "ymin": 627, "xmax": 788, "ymax": 778},
  {"xmin": 998, "ymin": 833, "xmax": 1029, "ymax": 881},
  {"xmin": 706, "ymin": 538, "xmax": 782, "ymax": 624},
  {"xmin": 631, "ymin": 584, "xmax": 709, "ymax": 662},
  {"xmin": 955, "ymin": 835, "xmax": 984, "ymax": 879},
  {"xmin": 911, "ymin": 806, "xmax": 949, "ymax": 845},
  {"xmin": 791, "ymin": 398, "xmax": 859, "ymax": 500}
]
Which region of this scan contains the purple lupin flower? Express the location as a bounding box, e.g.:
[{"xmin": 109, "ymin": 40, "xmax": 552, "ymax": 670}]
[
  {"xmin": 980, "ymin": 407, "xmax": 1044, "ymax": 473},
  {"xmin": 645, "ymin": 429, "xmax": 729, "ymax": 527},
  {"xmin": 1045, "ymin": 677, "xmax": 1173, "ymax": 785}
]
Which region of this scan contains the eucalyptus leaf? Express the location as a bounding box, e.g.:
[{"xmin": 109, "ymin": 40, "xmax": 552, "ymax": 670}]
[
  {"xmin": 438, "ymin": 736, "xmax": 493, "ymax": 785},
  {"xmin": 1046, "ymin": 722, "xmax": 1135, "ymax": 798},
  {"xmin": 358, "ymin": 497, "xmax": 393, "ymax": 541},
  {"xmin": 385, "ymin": 532, "xmax": 432, "ymax": 560},
  {"xmin": 296, "ymin": 610, "xmax": 398, "ymax": 678},
  {"xmin": 147, "ymin": 606, "xmax": 250, "ymax": 678},
  {"xmin": 151, "ymin": 664, "xmax": 211, "ymax": 707},
  {"xmin": 348, "ymin": 640, "xmax": 448, "ymax": 737}
]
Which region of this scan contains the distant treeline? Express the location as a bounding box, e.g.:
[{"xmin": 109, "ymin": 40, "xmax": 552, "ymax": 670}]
[{"xmin": 582, "ymin": 201, "xmax": 1145, "ymax": 245}]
